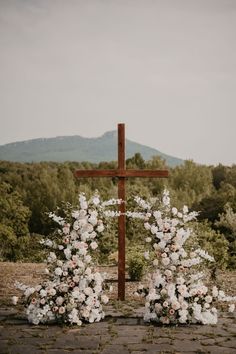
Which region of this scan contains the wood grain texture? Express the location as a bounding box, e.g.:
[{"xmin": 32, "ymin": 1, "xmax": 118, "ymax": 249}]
[{"xmin": 75, "ymin": 123, "xmax": 169, "ymax": 300}]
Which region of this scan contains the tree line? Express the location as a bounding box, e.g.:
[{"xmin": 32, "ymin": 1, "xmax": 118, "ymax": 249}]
[{"xmin": 0, "ymin": 154, "xmax": 235, "ymax": 268}]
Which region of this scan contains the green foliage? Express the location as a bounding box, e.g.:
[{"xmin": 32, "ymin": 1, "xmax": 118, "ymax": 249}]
[
  {"xmin": 215, "ymin": 205, "xmax": 236, "ymax": 269},
  {"xmin": 0, "ymin": 182, "xmax": 31, "ymax": 261},
  {"xmin": 0, "ymin": 158, "xmax": 236, "ymax": 268},
  {"xmin": 127, "ymin": 246, "xmax": 146, "ymax": 281},
  {"xmin": 168, "ymin": 160, "xmax": 213, "ymax": 208},
  {"xmin": 191, "ymin": 221, "xmax": 229, "ymax": 270}
]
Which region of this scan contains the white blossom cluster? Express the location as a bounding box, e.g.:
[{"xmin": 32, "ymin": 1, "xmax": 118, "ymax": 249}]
[
  {"xmin": 132, "ymin": 189, "xmax": 236, "ymax": 325},
  {"xmin": 13, "ymin": 193, "xmax": 114, "ymax": 326}
]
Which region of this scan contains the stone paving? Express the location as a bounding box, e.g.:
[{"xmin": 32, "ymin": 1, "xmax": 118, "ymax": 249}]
[{"xmin": 0, "ymin": 303, "xmax": 236, "ymax": 354}]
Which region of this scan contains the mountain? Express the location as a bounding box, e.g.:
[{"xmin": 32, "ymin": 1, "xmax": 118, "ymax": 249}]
[{"xmin": 0, "ymin": 131, "xmax": 184, "ymax": 167}]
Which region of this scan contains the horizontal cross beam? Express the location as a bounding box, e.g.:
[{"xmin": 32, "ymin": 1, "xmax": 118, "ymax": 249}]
[{"xmin": 75, "ymin": 169, "xmax": 168, "ymax": 178}]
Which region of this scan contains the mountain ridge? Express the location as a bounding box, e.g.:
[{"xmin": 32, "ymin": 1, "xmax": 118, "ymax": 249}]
[{"xmin": 0, "ymin": 131, "xmax": 184, "ymax": 167}]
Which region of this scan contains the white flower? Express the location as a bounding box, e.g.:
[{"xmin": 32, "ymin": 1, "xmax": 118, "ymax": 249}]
[
  {"xmin": 58, "ymin": 306, "xmax": 65, "ymax": 314},
  {"xmin": 212, "ymin": 286, "xmax": 218, "ymax": 298},
  {"xmin": 164, "ymin": 269, "xmax": 172, "ymax": 277},
  {"xmin": 153, "ymin": 211, "xmax": 162, "ymax": 219},
  {"xmin": 158, "ymin": 241, "xmax": 166, "ymax": 249},
  {"xmin": 73, "ymin": 221, "xmax": 79, "ymax": 230},
  {"xmin": 153, "ymin": 259, "xmax": 159, "ymax": 267},
  {"xmin": 150, "ymin": 225, "xmax": 158, "ymax": 234},
  {"xmin": 12, "ymin": 296, "xmax": 18, "ymax": 305},
  {"xmin": 145, "ymin": 237, "xmax": 152, "ymax": 243},
  {"xmin": 101, "ymin": 295, "xmax": 109, "ymax": 304},
  {"xmin": 62, "ymin": 224, "xmax": 70, "ymax": 235},
  {"xmin": 48, "ymin": 288, "xmax": 56, "ymax": 296},
  {"xmin": 56, "ymin": 297, "xmax": 64, "ymax": 306},
  {"xmin": 24, "ymin": 287, "xmax": 35, "ymax": 298},
  {"xmin": 64, "ymin": 248, "xmax": 72, "ymax": 260},
  {"xmin": 171, "ymin": 300, "xmax": 180, "ymax": 310},
  {"xmin": 71, "ymin": 210, "xmax": 80, "ymax": 219},
  {"xmin": 170, "ymin": 253, "xmax": 179, "ymax": 263},
  {"xmin": 172, "ymin": 207, "xmax": 178, "ymax": 215},
  {"xmin": 144, "ymin": 222, "xmax": 151, "ymax": 230},
  {"xmin": 54, "ymin": 267, "xmax": 63, "ymax": 276},
  {"xmin": 162, "ymin": 257, "xmax": 170, "ymax": 266},
  {"xmin": 84, "ymin": 287, "xmax": 93, "ymax": 296},
  {"xmin": 89, "ymin": 216, "xmax": 97, "ymax": 226},
  {"xmin": 177, "ymin": 285, "xmax": 188, "ymax": 297},
  {"xmin": 155, "ymin": 303, "xmax": 162, "ymax": 312},
  {"xmin": 90, "ymin": 241, "xmax": 98, "ymax": 250},
  {"xmin": 92, "ymin": 196, "xmax": 100, "ymax": 205},
  {"xmin": 40, "ymin": 289, "xmax": 47, "ymax": 297},
  {"xmin": 97, "ymin": 224, "xmax": 104, "ymax": 232},
  {"xmin": 228, "ymin": 304, "xmax": 235, "ymax": 313},
  {"xmin": 144, "ymin": 251, "xmax": 150, "ymax": 260},
  {"xmin": 205, "ymin": 295, "xmax": 212, "ymax": 304},
  {"xmin": 162, "ymin": 195, "xmax": 170, "ymax": 207}
]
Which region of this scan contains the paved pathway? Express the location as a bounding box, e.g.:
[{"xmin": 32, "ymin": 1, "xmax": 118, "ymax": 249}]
[{"xmin": 0, "ymin": 303, "xmax": 236, "ymax": 354}]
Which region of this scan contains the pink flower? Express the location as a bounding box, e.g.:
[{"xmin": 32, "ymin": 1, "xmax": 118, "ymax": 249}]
[
  {"xmin": 169, "ymin": 309, "xmax": 175, "ymax": 315},
  {"xmin": 59, "ymin": 306, "xmax": 65, "ymax": 314}
]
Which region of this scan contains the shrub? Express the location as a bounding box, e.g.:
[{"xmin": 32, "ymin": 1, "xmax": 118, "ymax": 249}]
[{"xmin": 127, "ymin": 248, "xmax": 146, "ymax": 281}]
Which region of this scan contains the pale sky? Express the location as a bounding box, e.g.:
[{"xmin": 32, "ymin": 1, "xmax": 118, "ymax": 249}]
[{"xmin": 0, "ymin": 0, "xmax": 235, "ymax": 166}]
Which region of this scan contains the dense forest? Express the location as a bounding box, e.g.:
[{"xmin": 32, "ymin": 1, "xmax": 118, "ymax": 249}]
[{"xmin": 0, "ymin": 154, "xmax": 236, "ymax": 270}]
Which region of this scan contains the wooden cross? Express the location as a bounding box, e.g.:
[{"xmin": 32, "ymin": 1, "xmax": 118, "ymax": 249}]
[{"xmin": 75, "ymin": 123, "xmax": 168, "ymax": 300}]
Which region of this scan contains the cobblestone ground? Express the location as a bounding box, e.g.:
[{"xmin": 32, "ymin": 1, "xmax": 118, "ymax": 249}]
[
  {"xmin": 0, "ymin": 303, "xmax": 236, "ymax": 354},
  {"xmin": 1, "ymin": 263, "xmax": 236, "ymax": 354}
]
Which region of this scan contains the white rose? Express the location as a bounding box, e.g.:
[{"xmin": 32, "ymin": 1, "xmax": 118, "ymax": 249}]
[
  {"xmin": 48, "ymin": 288, "xmax": 56, "ymax": 296},
  {"xmin": 153, "ymin": 211, "xmax": 162, "ymax": 219},
  {"xmin": 205, "ymin": 295, "xmax": 212, "ymax": 304},
  {"xmin": 162, "ymin": 257, "xmax": 170, "ymax": 266},
  {"xmin": 56, "ymin": 297, "xmax": 64, "ymax": 306},
  {"xmin": 59, "ymin": 306, "xmax": 65, "ymax": 314},
  {"xmin": 101, "ymin": 295, "xmax": 109, "ymax": 304},
  {"xmin": 97, "ymin": 224, "xmax": 104, "ymax": 232},
  {"xmin": 153, "ymin": 259, "xmax": 159, "ymax": 267},
  {"xmin": 55, "ymin": 267, "xmax": 63, "ymax": 276},
  {"xmin": 12, "ymin": 296, "xmax": 18, "ymax": 305},
  {"xmin": 84, "ymin": 287, "xmax": 93, "ymax": 296},
  {"xmin": 90, "ymin": 241, "xmax": 98, "ymax": 250},
  {"xmin": 40, "ymin": 289, "xmax": 47, "ymax": 297}
]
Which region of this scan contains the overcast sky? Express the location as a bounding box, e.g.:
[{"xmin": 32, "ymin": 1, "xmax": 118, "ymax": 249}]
[{"xmin": 0, "ymin": 0, "xmax": 235, "ymax": 166}]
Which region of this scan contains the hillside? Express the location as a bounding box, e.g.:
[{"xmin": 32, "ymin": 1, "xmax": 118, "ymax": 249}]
[{"xmin": 0, "ymin": 131, "xmax": 183, "ymax": 167}]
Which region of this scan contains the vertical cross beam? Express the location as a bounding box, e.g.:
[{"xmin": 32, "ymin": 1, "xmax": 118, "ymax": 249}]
[
  {"xmin": 118, "ymin": 124, "xmax": 126, "ymax": 301},
  {"xmin": 74, "ymin": 123, "xmax": 169, "ymax": 301}
]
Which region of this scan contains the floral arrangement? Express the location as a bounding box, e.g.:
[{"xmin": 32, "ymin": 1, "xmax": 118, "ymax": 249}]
[
  {"xmin": 130, "ymin": 190, "xmax": 236, "ymax": 325},
  {"xmin": 12, "ymin": 189, "xmax": 236, "ymax": 326},
  {"xmin": 13, "ymin": 193, "xmax": 120, "ymax": 325}
]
